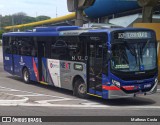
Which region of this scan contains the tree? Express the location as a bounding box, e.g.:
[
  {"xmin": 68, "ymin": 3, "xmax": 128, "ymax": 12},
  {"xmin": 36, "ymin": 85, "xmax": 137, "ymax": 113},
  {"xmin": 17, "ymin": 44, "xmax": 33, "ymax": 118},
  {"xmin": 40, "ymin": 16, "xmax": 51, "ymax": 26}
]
[
  {"xmin": 36, "ymin": 16, "xmax": 51, "ymax": 21},
  {"xmin": 12, "ymin": 12, "xmax": 27, "ymax": 25},
  {"xmin": 0, "ymin": 30, "xmax": 4, "ymax": 39},
  {"xmin": 0, "ymin": 12, "xmax": 51, "ymax": 30}
]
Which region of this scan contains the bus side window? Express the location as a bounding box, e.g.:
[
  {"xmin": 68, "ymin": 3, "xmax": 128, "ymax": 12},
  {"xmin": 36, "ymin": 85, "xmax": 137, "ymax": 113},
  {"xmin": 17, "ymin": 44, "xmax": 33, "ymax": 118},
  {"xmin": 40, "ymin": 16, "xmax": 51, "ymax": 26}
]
[
  {"xmin": 51, "ymin": 36, "xmax": 83, "ymax": 61},
  {"xmin": 3, "ymin": 37, "xmax": 11, "ymax": 54},
  {"xmin": 18, "ymin": 37, "xmax": 37, "ymax": 57},
  {"xmin": 66, "ymin": 36, "xmax": 83, "ymax": 61},
  {"xmin": 51, "ymin": 40, "xmax": 68, "ymax": 60},
  {"xmin": 11, "ymin": 37, "xmax": 19, "ymax": 55}
]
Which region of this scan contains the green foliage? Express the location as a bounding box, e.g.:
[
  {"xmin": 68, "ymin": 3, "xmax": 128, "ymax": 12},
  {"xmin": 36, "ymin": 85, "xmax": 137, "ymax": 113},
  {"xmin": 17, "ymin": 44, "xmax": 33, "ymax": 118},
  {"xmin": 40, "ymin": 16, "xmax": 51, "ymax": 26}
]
[
  {"xmin": 0, "ymin": 30, "xmax": 4, "ymax": 39},
  {"xmin": 0, "ymin": 12, "xmax": 51, "ymax": 29},
  {"xmin": 36, "ymin": 16, "xmax": 50, "ymax": 21}
]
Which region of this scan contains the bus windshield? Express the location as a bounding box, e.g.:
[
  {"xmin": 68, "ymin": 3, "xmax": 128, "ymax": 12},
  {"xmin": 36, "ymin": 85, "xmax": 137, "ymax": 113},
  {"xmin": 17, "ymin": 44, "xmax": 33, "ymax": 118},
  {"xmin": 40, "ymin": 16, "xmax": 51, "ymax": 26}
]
[{"xmin": 111, "ymin": 40, "xmax": 157, "ymax": 72}]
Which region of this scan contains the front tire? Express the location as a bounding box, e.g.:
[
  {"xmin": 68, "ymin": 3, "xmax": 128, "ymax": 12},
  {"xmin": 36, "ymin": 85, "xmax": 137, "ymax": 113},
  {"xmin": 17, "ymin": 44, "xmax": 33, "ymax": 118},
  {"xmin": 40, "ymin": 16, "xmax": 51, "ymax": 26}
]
[
  {"xmin": 23, "ymin": 68, "xmax": 30, "ymax": 83},
  {"xmin": 73, "ymin": 79, "xmax": 88, "ymax": 99}
]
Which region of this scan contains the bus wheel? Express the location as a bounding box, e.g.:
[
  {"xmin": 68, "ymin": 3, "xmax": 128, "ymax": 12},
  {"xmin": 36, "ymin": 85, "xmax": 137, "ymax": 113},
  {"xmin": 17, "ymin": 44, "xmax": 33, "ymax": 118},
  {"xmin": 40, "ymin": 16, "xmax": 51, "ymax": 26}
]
[
  {"xmin": 73, "ymin": 79, "xmax": 88, "ymax": 99},
  {"xmin": 23, "ymin": 68, "xmax": 30, "ymax": 83}
]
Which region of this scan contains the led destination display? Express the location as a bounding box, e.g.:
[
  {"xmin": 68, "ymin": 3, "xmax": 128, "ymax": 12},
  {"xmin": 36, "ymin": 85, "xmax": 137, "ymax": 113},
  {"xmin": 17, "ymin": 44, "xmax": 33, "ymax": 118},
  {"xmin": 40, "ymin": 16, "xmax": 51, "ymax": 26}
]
[{"xmin": 114, "ymin": 32, "xmax": 152, "ymax": 40}]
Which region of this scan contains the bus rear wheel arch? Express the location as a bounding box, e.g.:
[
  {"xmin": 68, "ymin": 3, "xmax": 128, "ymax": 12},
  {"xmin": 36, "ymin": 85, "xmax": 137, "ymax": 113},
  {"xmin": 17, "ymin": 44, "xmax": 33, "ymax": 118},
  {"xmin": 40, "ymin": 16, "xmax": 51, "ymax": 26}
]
[
  {"xmin": 22, "ymin": 67, "xmax": 30, "ymax": 83},
  {"xmin": 73, "ymin": 77, "xmax": 88, "ymax": 99}
]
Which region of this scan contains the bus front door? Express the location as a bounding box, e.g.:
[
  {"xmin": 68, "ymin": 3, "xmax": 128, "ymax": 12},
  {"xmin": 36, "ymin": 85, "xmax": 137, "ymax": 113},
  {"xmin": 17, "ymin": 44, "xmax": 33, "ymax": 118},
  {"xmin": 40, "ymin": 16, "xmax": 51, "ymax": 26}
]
[{"xmin": 88, "ymin": 41, "xmax": 103, "ymax": 96}]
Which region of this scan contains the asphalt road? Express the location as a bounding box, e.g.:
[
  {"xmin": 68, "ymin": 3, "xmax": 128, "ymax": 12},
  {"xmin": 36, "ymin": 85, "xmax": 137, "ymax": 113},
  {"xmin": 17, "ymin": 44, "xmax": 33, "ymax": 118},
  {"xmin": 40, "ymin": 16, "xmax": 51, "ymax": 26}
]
[{"xmin": 0, "ymin": 46, "xmax": 160, "ymax": 125}]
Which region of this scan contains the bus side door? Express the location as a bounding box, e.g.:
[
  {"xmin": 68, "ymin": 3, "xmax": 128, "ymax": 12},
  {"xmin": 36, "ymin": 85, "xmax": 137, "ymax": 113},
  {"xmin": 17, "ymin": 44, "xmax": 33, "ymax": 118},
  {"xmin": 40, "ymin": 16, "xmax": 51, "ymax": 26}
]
[
  {"xmin": 37, "ymin": 37, "xmax": 52, "ymax": 83},
  {"xmin": 88, "ymin": 38, "xmax": 103, "ymax": 96},
  {"xmin": 38, "ymin": 41, "xmax": 46, "ymax": 81}
]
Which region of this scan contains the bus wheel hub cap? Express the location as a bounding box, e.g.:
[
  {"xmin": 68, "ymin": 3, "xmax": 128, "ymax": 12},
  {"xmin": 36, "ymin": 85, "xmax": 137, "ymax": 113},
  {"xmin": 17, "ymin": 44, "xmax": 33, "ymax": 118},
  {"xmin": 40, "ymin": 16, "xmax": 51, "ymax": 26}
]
[{"xmin": 79, "ymin": 84, "xmax": 86, "ymax": 94}]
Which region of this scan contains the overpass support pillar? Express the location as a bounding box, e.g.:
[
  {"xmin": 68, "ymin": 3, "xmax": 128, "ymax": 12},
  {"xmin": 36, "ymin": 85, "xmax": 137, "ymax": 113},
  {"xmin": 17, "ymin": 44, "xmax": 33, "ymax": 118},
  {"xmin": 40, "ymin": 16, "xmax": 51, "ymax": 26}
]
[
  {"xmin": 138, "ymin": 0, "xmax": 159, "ymax": 23},
  {"xmin": 142, "ymin": 6, "xmax": 154, "ymax": 23},
  {"xmin": 74, "ymin": 0, "xmax": 84, "ymax": 27},
  {"xmin": 75, "ymin": 9, "xmax": 83, "ymax": 27},
  {"xmin": 67, "ymin": 0, "xmax": 95, "ymax": 27}
]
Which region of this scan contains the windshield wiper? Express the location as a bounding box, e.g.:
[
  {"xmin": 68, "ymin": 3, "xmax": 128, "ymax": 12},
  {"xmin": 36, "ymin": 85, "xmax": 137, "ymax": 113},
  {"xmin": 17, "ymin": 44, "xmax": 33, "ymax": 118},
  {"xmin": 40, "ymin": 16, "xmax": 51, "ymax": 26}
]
[{"xmin": 139, "ymin": 40, "xmax": 150, "ymax": 64}]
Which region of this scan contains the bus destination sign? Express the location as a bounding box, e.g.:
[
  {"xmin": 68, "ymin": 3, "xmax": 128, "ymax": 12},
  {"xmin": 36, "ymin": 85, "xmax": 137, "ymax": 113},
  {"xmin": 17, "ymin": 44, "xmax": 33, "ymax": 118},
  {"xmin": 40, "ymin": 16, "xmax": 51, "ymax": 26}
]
[{"xmin": 115, "ymin": 32, "xmax": 152, "ymax": 39}]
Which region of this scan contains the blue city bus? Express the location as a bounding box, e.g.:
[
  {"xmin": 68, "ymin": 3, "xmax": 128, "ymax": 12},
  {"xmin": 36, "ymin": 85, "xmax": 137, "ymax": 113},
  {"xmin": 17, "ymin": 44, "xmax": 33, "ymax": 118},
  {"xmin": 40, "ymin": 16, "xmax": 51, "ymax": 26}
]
[{"xmin": 2, "ymin": 26, "xmax": 158, "ymax": 99}]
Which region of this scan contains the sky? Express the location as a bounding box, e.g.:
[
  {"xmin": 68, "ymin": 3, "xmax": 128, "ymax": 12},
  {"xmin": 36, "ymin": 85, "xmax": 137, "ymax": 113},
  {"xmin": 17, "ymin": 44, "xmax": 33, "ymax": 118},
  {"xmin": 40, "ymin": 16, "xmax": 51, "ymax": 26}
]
[{"xmin": 0, "ymin": 0, "xmax": 70, "ymax": 18}]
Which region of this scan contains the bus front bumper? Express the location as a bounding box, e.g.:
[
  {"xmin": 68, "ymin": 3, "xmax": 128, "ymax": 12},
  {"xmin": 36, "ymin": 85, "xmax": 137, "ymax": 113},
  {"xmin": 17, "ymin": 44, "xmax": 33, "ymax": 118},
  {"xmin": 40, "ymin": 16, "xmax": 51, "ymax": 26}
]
[{"xmin": 108, "ymin": 81, "xmax": 158, "ymax": 99}]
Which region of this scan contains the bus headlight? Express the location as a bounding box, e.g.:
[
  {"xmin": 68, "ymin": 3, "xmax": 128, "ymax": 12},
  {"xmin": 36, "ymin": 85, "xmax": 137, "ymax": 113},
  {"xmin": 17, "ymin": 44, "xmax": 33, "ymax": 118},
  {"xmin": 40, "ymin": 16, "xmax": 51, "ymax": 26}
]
[{"xmin": 112, "ymin": 80, "xmax": 120, "ymax": 87}]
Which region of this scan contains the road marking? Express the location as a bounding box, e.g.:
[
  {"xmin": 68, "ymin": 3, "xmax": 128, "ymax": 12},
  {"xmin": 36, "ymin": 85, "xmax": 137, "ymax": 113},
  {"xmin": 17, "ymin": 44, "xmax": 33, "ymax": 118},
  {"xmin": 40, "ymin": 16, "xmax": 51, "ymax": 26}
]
[
  {"xmin": 111, "ymin": 106, "xmax": 160, "ymax": 109},
  {"xmin": 1, "ymin": 85, "xmax": 160, "ymax": 109},
  {"xmin": 0, "ymin": 98, "xmax": 28, "ymax": 104},
  {"xmin": 0, "ymin": 85, "xmax": 82, "ymax": 105},
  {"xmin": 0, "ymin": 101, "xmax": 160, "ymax": 109},
  {"xmin": 0, "ymin": 104, "xmax": 18, "ymax": 106},
  {"xmin": 81, "ymin": 102, "xmax": 101, "ymax": 105},
  {"xmin": 9, "ymin": 103, "xmax": 160, "ymax": 109},
  {"xmin": 35, "ymin": 98, "xmax": 74, "ymax": 104},
  {"xmin": 20, "ymin": 103, "xmax": 110, "ymax": 108},
  {"xmin": 16, "ymin": 94, "xmax": 45, "ymax": 97},
  {"xmin": 0, "ymin": 92, "xmax": 29, "ymax": 104},
  {"xmin": 0, "ymin": 86, "xmax": 111, "ymax": 108},
  {"xmin": 0, "ymin": 85, "xmax": 73, "ymax": 99},
  {"xmin": 0, "ymin": 89, "xmax": 18, "ymax": 92}
]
